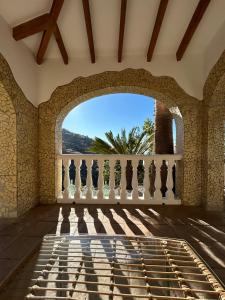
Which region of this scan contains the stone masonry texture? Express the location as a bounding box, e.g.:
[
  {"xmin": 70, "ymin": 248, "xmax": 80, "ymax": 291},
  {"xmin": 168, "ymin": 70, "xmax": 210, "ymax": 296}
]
[
  {"xmin": 38, "ymin": 70, "xmax": 202, "ymax": 207},
  {"xmin": 0, "ymin": 53, "xmax": 38, "ymax": 217},
  {"xmin": 1, "ymin": 50, "xmax": 225, "ymax": 216}
]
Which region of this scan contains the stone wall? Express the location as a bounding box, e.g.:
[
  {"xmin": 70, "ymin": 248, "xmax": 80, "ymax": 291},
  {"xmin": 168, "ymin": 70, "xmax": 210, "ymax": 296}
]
[
  {"xmin": 181, "ymin": 104, "xmax": 202, "ymax": 206},
  {"xmin": 0, "ymin": 82, "xmax": 17, "ymax": 217},
  {"xmin": 1, "ymin": 50, "xmax": 225, "ymax": 215},
  {"xmin": 39, "ymin": 69, "xmax": 202, "ymax": 207},
  {"xmin": 0, "ymin": 53, "xmax": 39, "ymax": 217},
  {"xmin": 16, "ymin": 90, "xmax": 39, "ymax": 216},
  {"xmin": 202, "ymin": 50, "xmax": 225, "ymax": 211}
]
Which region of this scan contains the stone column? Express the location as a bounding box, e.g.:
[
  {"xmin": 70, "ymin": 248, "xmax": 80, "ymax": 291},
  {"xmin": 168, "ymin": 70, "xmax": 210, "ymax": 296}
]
[
  {"xmin": 39, "ymin": 104, "xmax": 56, "ymax": 204},
  {"xmin": 181, "ymin": 104, "xmax": 202, "ymax": 206},
  {"xmin": 203, "ymin": 104, "xmax": 224, "ymax": 211}
]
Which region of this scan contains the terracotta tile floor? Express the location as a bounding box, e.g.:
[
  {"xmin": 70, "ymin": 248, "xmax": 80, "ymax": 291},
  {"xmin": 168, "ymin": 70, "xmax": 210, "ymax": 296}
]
[{"xmin": 0, "ymin": 204, "xmax": 224, "ymax": 299}]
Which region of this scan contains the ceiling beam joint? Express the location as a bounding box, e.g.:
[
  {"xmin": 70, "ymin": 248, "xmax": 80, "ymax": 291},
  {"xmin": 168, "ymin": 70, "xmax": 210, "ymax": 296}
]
[
  {"xmin": 36, "ymin": 0, "xmax": 65, "ymax": 64},
  {"xmin": 12, "ymin": 0, "xmax": 67, "ymax": 65},
  {"xmin": 13, "ymin": 13, "xmax": 51, "ymax": 41}
]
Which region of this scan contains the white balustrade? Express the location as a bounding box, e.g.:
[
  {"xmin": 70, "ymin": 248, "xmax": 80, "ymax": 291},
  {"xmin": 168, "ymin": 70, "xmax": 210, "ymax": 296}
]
[
  {"xmin": 153, "ymin": 159, "xmax": 163, "ymax": 203},
  {"xmin": 109, "ymin": 159, "xmax": 115, "ymax": 201},
  {"xmin": 62, "ymin": 158, "xmax": 70, "ymax": 201},
  {"xmin": 57, "ymin": 154, "xmax": 182, "ymax": 205},
  {"xmin": 131, "ymin": 159, "xmax": 139, "ymax": 200},
  {"xmin": 97, "ymin": 159, "xmax": 104, "ymax": 200},
  {"xmin": 55, "ymin": 157, "xmax": 63, "ymax": 199},
  {"xmin": 74, "ymin": 159, "xmax": 81, "ymax": 202},
  {"xmin": 143, "ymin": 160, "xmax": 151, "ymax": 200},
  {"xmin": 166, "ymin": 159, "xmax": 175, "ymax": 202},
  {"xmin": 120, "ymin": 159, "xmax": 127, "ymax": 201},
  {"xmin": 85, "ymin": 158, "xmax": 92, "ymax": 201}
]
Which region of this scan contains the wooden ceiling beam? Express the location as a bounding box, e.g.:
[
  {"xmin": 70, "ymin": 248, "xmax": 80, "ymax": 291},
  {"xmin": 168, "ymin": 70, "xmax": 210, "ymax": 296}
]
[
  {"xmin": 176, "ymin": 0, "xmax": 211, "ymax": 61},
  {"xmin": 147, "ymin": 0, "xmax": 169, "ymax": 62},
  {"xmin": 54, "ymin": 24, "xmax": 68, "ymax": 64},
  {"xmin": 82, "ymin": 0, "xmax": 95, "ymax": 63},
  {"xmin": 36, "ymin": 0, "xmax": 65, "ymax": 64},
  {"xmin": 50, "ymin": 0, "xmax": 64, "ymax": 20},
  {"xmin": 36, "ymin": 26, "xmax": 55, "ymax": 65},
  {"xmin": 12, "ymin": 0, "xmax": 67, "ymax": 65},
  {"xmin": 118, "ymin": 0, "xmax": 127, "ymax": 63},
  {"xmin": 13, "ymin": 13, "xmax": 50, "ymax": 41}
]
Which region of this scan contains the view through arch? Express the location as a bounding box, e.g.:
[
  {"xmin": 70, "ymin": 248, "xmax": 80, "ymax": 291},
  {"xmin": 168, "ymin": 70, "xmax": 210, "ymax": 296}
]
[{"xmin": 57, "ymin": 93, "xmax": 183, "ymax": 205}]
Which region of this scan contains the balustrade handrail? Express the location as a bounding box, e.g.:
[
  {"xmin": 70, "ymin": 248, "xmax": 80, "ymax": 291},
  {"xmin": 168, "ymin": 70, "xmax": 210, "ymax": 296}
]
[{"xmin": 58, "ymin": 153, "xmax": 183, "ymax": 160}]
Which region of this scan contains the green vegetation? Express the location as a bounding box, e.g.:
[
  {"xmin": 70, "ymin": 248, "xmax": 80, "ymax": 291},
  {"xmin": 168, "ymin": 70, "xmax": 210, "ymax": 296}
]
[
  {"xmin": 62, "ymin": 119, "xmax": 155, "ymax": 191},
  {"xmin": 88, "ymin": 118, "xmax": 155, "ymax": 189},
  {"xmin": 89, "ymin": 118, "xmax": 154, "ymax": 155}
]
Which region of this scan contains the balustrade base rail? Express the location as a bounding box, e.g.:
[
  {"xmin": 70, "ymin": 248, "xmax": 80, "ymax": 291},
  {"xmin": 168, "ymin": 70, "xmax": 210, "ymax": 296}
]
[
  {"xmin": 56, "ymin": 154, "xmax": 182, "ymax": 205},
  {"xmin": 57, "ymin": 198, "xmax": 181, "ymax": 205}
]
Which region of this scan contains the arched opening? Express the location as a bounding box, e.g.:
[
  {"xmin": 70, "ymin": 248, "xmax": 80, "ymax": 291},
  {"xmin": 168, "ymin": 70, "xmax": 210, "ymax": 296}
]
[
  {"xmin": 55, "ymin": 92, "xmax": 183, "ymax": 205},
  {"xmin": 39, "ymin": 69, "xmax": 200, "ymax": 207}
]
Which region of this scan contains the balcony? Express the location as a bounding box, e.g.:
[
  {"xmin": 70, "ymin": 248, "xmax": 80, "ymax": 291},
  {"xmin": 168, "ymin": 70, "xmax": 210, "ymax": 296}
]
[{"xmin": 56, "ymin": 154, "xmax": 182, "ymax": 205}]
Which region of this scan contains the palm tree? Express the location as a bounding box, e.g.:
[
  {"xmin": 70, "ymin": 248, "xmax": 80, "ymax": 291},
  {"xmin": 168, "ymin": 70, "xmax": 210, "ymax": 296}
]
[
  {"xmin": 89, "ymin": 126, "xmax": 154, "ymax": 155},
  {"xmin": 89, "ymin": 122, "xmax": 154, "ymax": 190},
  {"xmin": 154, "ymin": 101, "xmax": 174, "ymax": 154}
]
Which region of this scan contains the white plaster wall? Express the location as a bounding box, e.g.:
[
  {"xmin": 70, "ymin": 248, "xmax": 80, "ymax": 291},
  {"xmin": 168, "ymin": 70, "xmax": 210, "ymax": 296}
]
[
  {"xmin": 37, "ymin": 54, "xmax": 204, "ymax": 104},
  {"xmin": 169, "ymin": 107, "xmax": 184, "ymax": 155},
  {"xmin": 0, "ymin": 10, "xmax": 225, "ymax": 107},
  {"xmin": 204, "ymin": 18, "xmax": 225, "ymax": 80},
  {"xmin": 0, "ymin": 16, "xmax": 38, "ymax": 106}
]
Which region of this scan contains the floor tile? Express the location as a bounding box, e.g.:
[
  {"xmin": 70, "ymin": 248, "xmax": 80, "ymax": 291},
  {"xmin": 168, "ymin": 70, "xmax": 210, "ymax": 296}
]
[{"xmin": 0, "ymin": 203, "xmax": 224, "ymax": 298}]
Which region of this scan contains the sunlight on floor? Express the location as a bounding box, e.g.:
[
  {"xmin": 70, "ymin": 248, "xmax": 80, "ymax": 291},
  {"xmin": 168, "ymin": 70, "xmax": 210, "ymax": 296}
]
[
  {"xmin": 26, "ymin": 234, "xmax": 225, "ymax": 300},
  {"xmin": 0, "ymin": 205, "xmax": 225, "ymax": 300}
]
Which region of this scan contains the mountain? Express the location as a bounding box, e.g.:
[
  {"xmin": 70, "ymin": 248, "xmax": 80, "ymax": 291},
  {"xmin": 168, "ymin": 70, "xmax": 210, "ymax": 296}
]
[{"xmin": 62, "ymin": 128, "xmax": 94, "ymax": 154}]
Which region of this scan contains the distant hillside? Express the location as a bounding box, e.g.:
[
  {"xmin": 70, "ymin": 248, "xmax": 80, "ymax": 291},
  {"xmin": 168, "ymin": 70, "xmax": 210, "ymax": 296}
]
[{"xmin": 62, "ymin": 128, "xmax": 94, "ymax": 154}]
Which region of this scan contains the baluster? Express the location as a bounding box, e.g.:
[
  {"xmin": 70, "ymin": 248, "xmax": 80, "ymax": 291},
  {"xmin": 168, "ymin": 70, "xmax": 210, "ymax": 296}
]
[
  {"xmin": 63, "ymin": 158, "xmax": 70, "ymax": 201},
  {"xmin": 154, "ymin": 158, "xmax": 163, "ymax": 202},
  {"xmin": 109, "ymin": 158, "xmax": 115, "ymax": 201},
  {"xmin": 74, "ymin": 158, "xmax": 81, "ymax": 202},
  {"xmin": 144, "ymin": 158, "xmax": 151, "ymax": 200},
  {"xmin": 166, "ymin": 159, "xmax": 175, "ymax": 202},
  {"xmin": 86, "ymin": 159, "xmax": 93, "ymax": 200},
  {"xmin": 132, "ymin": 159, "xmax": 139, "ymax": 201},
  {"xmin": 120, "ymin": 159, "xmax": 127, "ymax": 202},
  {"xmin": 97, "ymin": 159, "xmax": 104, "ymax": 200},
  {"xmin": 56, "ymin": 157, "xmax": 63, "ymax": 200}
]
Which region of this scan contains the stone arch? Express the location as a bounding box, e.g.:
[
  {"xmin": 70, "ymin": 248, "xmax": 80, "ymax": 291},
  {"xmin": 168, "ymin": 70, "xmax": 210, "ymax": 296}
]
[
  {"xmin": 0, "ymin": 53, "xmax": 38, "ymax": 217},
  {"xmin": 202, "ymin": 50, "xmax": 225, "ymax": 210},
  {"xmin": 39, "ymin": 68, "xmax": 201, "ymax": 207},
  {"xmin": 169, "ymin": 106, "xmax": 184, "ymax": 155}
]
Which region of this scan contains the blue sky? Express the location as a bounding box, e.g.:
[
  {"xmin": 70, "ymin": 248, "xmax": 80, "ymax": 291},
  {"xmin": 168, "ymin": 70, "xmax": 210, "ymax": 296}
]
[{"xmin": 62, "ymin": 93, "xmax": 155, "ymax": 140}]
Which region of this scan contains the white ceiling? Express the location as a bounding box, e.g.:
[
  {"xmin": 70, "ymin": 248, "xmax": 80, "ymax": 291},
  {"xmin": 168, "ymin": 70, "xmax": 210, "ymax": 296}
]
[{"xmin": 1, "ymin": 0, "xmax": 225, "ymax": 61}]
